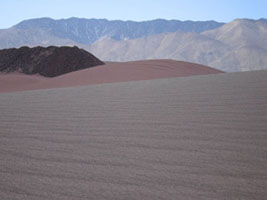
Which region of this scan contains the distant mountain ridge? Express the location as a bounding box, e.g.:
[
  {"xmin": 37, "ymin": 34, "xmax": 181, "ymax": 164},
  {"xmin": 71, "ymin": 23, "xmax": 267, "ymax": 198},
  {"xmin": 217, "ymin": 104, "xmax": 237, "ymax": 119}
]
[
  {"xmin": 12, "ymin": 17, "xmax": 224, "ymax": 45},
  {"xmin": 0, "ymin": 17, "xmax": 267, "ymax": 72},
  {"xmin": 88, "ymin": 18, "xmax": 267, "ymax": 72}
]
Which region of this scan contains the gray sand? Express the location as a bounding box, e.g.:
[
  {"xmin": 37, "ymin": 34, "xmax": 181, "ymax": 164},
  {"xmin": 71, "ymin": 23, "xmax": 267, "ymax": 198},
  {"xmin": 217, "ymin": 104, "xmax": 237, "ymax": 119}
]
[{"xmin": 1, "ymin": 71, "xmax": 267, "ymax": 199}]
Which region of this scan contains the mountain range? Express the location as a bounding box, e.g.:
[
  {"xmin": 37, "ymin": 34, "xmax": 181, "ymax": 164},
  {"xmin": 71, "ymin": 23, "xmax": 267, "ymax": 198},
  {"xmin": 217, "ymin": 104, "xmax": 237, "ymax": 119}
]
[
  {"xmin": 0, "ymin": 17, "xmax": 267, "ymax": 72},
  {"xmin": 1, "ymin": 18, "xmax": 223, "ymax": 46}
]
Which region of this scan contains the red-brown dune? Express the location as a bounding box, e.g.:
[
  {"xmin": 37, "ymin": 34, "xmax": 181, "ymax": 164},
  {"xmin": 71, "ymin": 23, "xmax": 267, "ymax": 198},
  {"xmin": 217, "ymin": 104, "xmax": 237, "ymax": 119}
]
[
  {"xmin": 0, "ymin": 73, "xmax": 48, "ymax": 93},
  {"xmin": 0, "ymin": 60, "xmax": 223, "ymax": 93}
]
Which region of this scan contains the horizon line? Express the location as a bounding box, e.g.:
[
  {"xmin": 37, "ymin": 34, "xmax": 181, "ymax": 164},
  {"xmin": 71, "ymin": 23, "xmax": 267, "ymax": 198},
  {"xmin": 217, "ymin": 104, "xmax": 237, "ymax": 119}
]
[{"xmin": 1, "ymin": 17, "xmax": 266, "ymax": 29}]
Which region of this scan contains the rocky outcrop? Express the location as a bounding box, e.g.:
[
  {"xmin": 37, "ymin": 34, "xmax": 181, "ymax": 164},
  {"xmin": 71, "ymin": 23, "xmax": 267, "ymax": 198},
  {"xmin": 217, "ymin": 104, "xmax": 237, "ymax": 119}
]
[{"xmin": 0, "ymin": 46, "xmax": 104, "ymax": 77}]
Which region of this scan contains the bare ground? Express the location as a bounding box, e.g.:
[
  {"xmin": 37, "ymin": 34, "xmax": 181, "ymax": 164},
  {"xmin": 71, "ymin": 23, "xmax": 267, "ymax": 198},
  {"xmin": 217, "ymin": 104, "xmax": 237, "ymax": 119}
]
[{"xmin": 0, "ymin": 71, "xmax": 267, "ymax": 200}]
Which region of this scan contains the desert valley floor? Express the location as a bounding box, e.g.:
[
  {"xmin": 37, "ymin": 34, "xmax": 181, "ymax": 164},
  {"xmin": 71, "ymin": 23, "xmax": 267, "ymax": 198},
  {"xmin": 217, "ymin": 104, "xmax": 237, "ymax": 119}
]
[{"xmin": 0, "ymin": 65, "xmax": 267, "ymax": 199}]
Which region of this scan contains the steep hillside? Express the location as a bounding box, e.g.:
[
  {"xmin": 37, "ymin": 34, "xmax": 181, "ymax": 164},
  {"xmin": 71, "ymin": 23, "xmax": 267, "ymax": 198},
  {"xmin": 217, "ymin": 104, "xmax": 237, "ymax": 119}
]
[
  {"xmin": 88, "ymin": 19, "xmax": 267, "ymax": 72},
  {"xmin": 203, "ymin": 19, "xmax": 267, "ymax": 48},
  {"xmin": 0, "ymin": 27, "xmax": 89, "ymax": 49},
  {"xmin": 0, "ymin": 17, "xmax": 223, "ymax": 49},
  {"xmin": 88, "ymin": 32, "xmax": 229, "ymax": 63}
]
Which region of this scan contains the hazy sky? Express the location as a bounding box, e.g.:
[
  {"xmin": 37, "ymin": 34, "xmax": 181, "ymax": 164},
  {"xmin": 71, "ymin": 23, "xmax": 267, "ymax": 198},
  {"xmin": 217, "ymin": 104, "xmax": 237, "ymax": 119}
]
[{"xmin": 1, "ymin": 0, "xmax": 266, "ymax": 28}]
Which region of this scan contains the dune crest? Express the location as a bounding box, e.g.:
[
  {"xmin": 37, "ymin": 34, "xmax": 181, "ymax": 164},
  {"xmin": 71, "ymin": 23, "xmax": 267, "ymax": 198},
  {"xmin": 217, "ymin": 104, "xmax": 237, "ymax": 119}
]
[{"xmin": 0, "ymin": 59, "xmax": 222, "ymax": 93}]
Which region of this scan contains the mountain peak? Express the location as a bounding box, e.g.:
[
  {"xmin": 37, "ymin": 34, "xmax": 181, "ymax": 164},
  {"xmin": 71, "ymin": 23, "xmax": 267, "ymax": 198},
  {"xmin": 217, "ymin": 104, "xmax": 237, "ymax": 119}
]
[{"xmin": 14, "ymin": 17, "xmax": 55, "ymax": 29}]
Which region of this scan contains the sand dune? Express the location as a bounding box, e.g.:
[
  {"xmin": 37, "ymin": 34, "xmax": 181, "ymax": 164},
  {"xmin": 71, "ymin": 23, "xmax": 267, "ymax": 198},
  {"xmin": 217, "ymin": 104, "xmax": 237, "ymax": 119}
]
[
  {"xmin": 0, "ymin": 59, "xmax": 222, "ymax": 93},
  {"xmin": 0, "ymin": 70, "xmax": 267, "ymax": 199},
  {"xmin": 0, "ymin": 73, "xmax": 47, "ymax": 93}
]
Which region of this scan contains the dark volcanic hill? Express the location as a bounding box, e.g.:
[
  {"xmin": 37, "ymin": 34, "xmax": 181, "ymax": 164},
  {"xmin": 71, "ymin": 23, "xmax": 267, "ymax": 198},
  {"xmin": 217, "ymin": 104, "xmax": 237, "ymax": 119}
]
[{"xmin": 0, "ymin": 46, "xmax": 104, "ymax": 77}]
